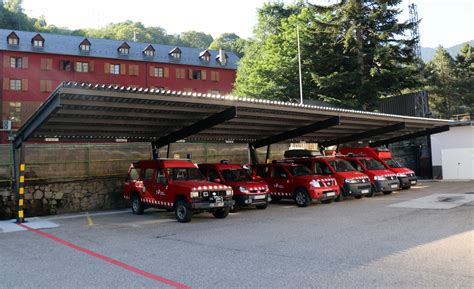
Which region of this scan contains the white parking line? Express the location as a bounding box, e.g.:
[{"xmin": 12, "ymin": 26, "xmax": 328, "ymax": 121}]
[{"xmin": 45, "ymin": 209, "xmax": 130, "ymax": 221}]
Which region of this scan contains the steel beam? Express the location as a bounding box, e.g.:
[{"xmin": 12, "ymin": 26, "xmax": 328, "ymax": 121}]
[
  {"xmin": 319, "ymin": 122, "xmax": 406, "ymax": 147},
  {"xmin": 250, "ymin": 116, "xmax": 340, "ymax": 149},
  {"xmin": 151, "ymin": 107, "xmax": 237, "ymax": 149},
  {"xmin": 249, "ymin": 144, "xmax": 258, "ymax": 165},
  {"xmin": 369, "ymin": 125, "xmax": 450, "ymax": 147}
]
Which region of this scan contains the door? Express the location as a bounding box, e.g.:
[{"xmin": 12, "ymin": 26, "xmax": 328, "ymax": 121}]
[
  {"xmin": 441, "ymin": 148, "xmax": 474, "ymax": 180},
  {"xmin": 271, "ymin": 166, "xmax": 291, "ymax": 195},
  {"xmin": 154, "ymin": 169, "xmax": 170, "ymax": 205},
  {"xmin": 141, "ymin": 167, "xmax": 156, "ymax": 200}
]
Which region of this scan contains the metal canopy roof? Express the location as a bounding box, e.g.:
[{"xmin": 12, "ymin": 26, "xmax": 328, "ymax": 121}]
[{"xmin": 13, "ymin": 82, "xmax": 451, "ymax": 149}]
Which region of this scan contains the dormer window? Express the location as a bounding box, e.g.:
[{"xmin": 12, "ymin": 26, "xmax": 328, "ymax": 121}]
[
  {"xmin": 7, "ymin": 32, "xmax": 19, "ymax": 46},
  {"xmin": 216, "ymin": 49, "xmax": 228, "ymax": 66},
  {"xmin": 169, "ymin": 47, "xmax": 182, "ymax": 59},
  {"xmin": 79, "ymin": 38, "xmax": 91, "ymax": 52},
  {"xmin": 143, "ymin": 44, "xmax": 155, "ymax": 57},
  {"xmin": 31, "ymin": 34, "xmax": 44, "ymax": 48},
  {"xmin": 118, "ymin": 42, "xmax": 130, "ymax": 55},
  {"xmin": 199, "ymin": 50, "xmax": 211, "ymax": 62}
]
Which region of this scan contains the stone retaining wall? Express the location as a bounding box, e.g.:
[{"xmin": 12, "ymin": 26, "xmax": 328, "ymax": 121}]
[{"xmin": 0, "ymin": 178, "xmax": 128, "ymax": 220}]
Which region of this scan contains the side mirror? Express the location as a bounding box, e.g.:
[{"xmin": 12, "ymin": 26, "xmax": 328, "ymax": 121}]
[
  {"xmin": 213, "ymin": 178, "xmax": 221, "ymax": 183},
  {"xmin": 142, "ymin": 186, "xmax": 146, "ymax": 193},
  {"xmin": 281, "ymin": 174, "xmax": 287, "ymax": 178}
]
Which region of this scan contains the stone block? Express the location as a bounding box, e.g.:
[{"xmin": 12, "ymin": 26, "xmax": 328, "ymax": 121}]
[{"xmin": 33, "ymin": 191, "xmax": 44, "ymax": 199}]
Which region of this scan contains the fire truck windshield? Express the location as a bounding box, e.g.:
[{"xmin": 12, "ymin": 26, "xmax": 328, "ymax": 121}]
[
  {"xmin": 382, "ymin": 158, "xmax": 402, "ymax": 168},
  {"xmin": 166, "ymin": 168, "xmax": 205, "ymax": 181}
]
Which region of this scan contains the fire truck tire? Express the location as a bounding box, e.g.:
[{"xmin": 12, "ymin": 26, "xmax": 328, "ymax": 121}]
[
  {"xmin": 366, "ymin": 185, "xmax": 375, "ymax": 198},
  {"xmin": 335, "ymin": 191, "xmax": 344, "ymax": 202},
  {"xmin": 294, "ymin": 189, "xmax": 310, "ymax": 207},
  {"xmin": 131, "ymin": 195, "xmax": 144, "ymax": 215},
  {"xmin": 213, "ymin": 207, "xmax": 230, "ymax": 219},
  {"xmin": 175, "ymin": 200, "xmax": 193, "ymax": 223},
  {"xmin": 256, "ymin": 203, "xmax": 268, "ymax": 209},
  {"xmin": 355, "ymin": 195, "xmax": 363, "ymax": 199},
  {"xmin": 230, "ymin": 204, "xmax": 239, "ymax": 213}
]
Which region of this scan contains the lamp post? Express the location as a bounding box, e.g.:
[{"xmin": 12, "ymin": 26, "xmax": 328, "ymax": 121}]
[{"xmin": 296, "ymin": 22, "xmax": 303, "ymax": 105}]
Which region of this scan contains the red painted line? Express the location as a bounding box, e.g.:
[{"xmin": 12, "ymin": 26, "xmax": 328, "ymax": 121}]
[{"xmin": 17, "ymin": 223, "xmax": 191, "ymax": 289}]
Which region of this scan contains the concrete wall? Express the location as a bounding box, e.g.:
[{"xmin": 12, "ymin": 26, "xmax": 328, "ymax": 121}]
[
  {"xmin": 431, "ymin": 123, "xmax": 474, "ymax": 179},
  {"xmin": 0, "ymin": 177, "xmax": 127, "ymax": 220}
]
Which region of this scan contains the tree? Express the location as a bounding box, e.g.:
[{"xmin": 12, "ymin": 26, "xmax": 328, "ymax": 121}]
[
  {"xmin": 235, "ymin": 2, "xmax": 307, "ymax": 100},
  {"xmin": 179, "ymin": 31, "xmax": 213, "ymax": 48},
  {"xmin": 453, "ymin": 43, "xmax": 474, "ymax": 117},
  {"xmin": 209, "ymin": 33, "xmax": 246, "ymax": 57},
  {"xmin": 4, "ymin": 0, "xmax": 22, "ymax": 13},
  {"xmin": 424, "ymin": 46, "xmax": 457, "ymax": 117},
  {"xmin": 305, "ymin": 0, "xmax": 421, "ymax": 109}
]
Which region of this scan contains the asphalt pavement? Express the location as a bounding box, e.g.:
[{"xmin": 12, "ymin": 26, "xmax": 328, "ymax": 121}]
[{"xmin": 0, "ymin": 180, "xmax": 473, "ymax": 289}]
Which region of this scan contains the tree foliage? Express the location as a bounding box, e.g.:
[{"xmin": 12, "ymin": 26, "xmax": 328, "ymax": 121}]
[
  {"xmin": 209, "ymin": 33, "xmax": 246, "ymax": 57},
  {"xmin": 236, "ymin": 0, "xmax": 421, "ymax": 110},
  {"xmin": 425, "ymin": 44, "xmax": 473, "ymax": 118}
]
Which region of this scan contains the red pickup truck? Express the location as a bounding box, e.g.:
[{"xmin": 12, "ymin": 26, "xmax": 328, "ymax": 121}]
[
  {"xmin": 198, "ymin": 161, "xmax": 270, "ymax": 211},
  {"xmin": 123, "ymin": 159, "xmax": 234, "ymax": 223},
  {"xmin": 287, "ymin": 153, "xmax": 371, "ymax": 201},
  {"xmin": 340, "ymin": 154, "xmax": 400, "ymax": 196},
  {"xmin": 250, "ymin": 162, "xmax": 340, "ymax": 207},
  {"xmin": 339, "ymin": 147, "xmax": 417, "ymax": 189}
]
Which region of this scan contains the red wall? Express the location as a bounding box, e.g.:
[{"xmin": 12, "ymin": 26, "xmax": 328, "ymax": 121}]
[{"xmin": 0, "ymin": 50, "xmax": 236, "ymax": 131}]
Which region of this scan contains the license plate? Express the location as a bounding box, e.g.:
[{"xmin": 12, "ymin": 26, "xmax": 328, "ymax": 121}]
[
  {"xmin": 216, "ymin": 202, "xmax": 224, "ymax": 207},
  {"xmin": 362, "ymin": 189, "xmax": 369, "ymax": 194},
  {"xmin": 410, "ymin": 181, "xmax": 416, "ymax": 184},
  {"xmin": 391, "ymin": 184, "xmax": 398, "ymax": 188},
  {"xmin": 326, "ymin": 191, "xmax": 336, "ymax": 197},
  {"xmin": 254, "ymin": 195, "xmax": 266, "ymax": 200},
  {"xmin": 215, "ymin": 196, "xmax": 223, "ymax": 202}
]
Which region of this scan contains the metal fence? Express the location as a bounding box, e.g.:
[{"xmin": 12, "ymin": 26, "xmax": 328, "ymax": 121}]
[{"xmin": 0, "ymin": 142, "xmax": 289, "ymax": 187}]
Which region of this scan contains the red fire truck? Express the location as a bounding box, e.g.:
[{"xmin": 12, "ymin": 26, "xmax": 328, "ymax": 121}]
[
  {"xmin": 123, "ymin": 159, "xmax": 234, "ymax": 223},
  {"xmin": 198, "ymin": 161, "xmax": 270, "ymax": 211},
  {"xmin": 250, "ymin": 161, "xmax": 340, "ymax": 207},
  {"xmin": 339, "ymin": 147, "xmax": 417, "ymax": 189}
]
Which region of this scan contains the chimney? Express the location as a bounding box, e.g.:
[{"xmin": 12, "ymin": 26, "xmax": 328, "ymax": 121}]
[{"xmin": 218, "ymin": 48, "xmax": 227, "ymax": 65}]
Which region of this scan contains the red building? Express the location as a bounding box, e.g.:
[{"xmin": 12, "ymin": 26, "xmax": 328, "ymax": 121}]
[{"xmin": 0, "ymin": 29, "xmax": 239, "ymax": 133}]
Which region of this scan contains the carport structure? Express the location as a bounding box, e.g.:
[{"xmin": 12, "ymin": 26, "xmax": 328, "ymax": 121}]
[{"xmin": 11, "ymin": 82, "xmax": 450, "ymax": 222}]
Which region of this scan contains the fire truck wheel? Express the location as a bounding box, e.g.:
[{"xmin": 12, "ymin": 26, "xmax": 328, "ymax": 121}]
[
  {"xmin": 255, "ymin": 203, "xmax": 268, "ymax": 210},
  {"xmin": 294, "ymin": 189, "xmax": 310, "ymax": 207},
  {"xmin": 321, "ymin": 199, "xmax": 333, "ymax": 204},
  {"xmin": 383, "ymin": 191, "xmax": 393, "ymax": 195},
  {"xmin": 175, "ymin": 200, "xmax": 193, "ymax": 223},
  {"xmin": 366, "ymin": 186, "xmax": 375, "ymax": 198},
  {"xmin": 230, "ymin": 204, "xmax": 239, "ymax": 213},
  {"xmin": 213, "ymin": 207, "xmax": 230, "ymax": 219},
  {"xmin": 131, "ymin": 195, "xmax": 144, "ymax": 215},
  {"xmin": 335, "ymin": 192, "xmax": 344, "ymax": 202},
  {"xmin": 355, "ymin": 195, "xmax": 363, "ymax": 199}
]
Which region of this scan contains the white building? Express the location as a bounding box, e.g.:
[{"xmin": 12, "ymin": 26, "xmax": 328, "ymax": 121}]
[{"xmin": 431, "ymin": 121, "xmax": 474, "ymax": 180}]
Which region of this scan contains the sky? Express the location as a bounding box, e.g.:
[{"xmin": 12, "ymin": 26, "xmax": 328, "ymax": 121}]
[{"xmin": 21, "ymin": 0, "xmax": 474, "ymax": 48}]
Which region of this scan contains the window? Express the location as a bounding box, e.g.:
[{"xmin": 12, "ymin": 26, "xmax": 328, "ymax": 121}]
[
  {"xmin": 154, "ymin": 67, "xmax": 164, "ymax": 77},
  {"xmin": 40, "ymin": 80, "xmax": 53, "ymax": 92},
  {"xmin": 155, "ymin": 170, "xmax": 167, "ymax": 185},
  {"xmin": 254, "ymin": 166, "xmax": 270, "ymax": 178},
  {"xmin": 129, "ymin": 65, "xmax": 139, "ymax": 76},
  {"xmin": 143, "ymin": 45, "xmax": 155, "ymax": 57},
  {"xmin": 79, "ymin": 39, "xmax": 91, "ymax": 52},
  {"xmin": 60, "ymin": 60, "xmax": 72, "ymax": 71},
  {"xmin": 128, "ymin": 168, "xmax": 139, "ymax": 181},
  {"xmin": 199, "ymin": 50, "xmax": 211, "ymax": 62},
  {"xmin": 75, "ymin": 62, "xmax": 89, "ymax": 73},
  {"xmin": 175, "ymin": 68, "xmax": 186, "ymax": 79},
  {"xmin": 40, "ymin": 58, "xmax": 53, "ymax": 70},
  {"xmin": 208, "ymin": 169, "xmax": 220, "ymax": 182},
  {"xmin": 211, "ymin": 71, "xmax": 220, "ymax": 82},
  {"xmin": 169, "ymin": 47, "xmax": 182, "ymax": 59},
  {"xmin": 119, "ymin": 47, "xmax": 129, "ymax": 54},
  {"xmin": 271, "ymin": 166, "xmax": 288, "ymax": 178},
  {"xmin": 314, "ymin": 161, "xmax": 333, "ymax": 175},
  {"xmin": 10, "ymin": 57, "xmax": 22, "ymax": 68},
  {"xmin": 350, "ymin": 161, "xmax": 364, "ymax": 172},
  {"xmin": 109, "ymin": 64, "xmax": 120, "ymax": 75},
  {"xmin": 9, "ymin": 79, "xmax": 22, "ymax": 90},
  {"xmin": 9, "ymin": 102, "xmax": 21, "ymax": 123},
  {"xmin": 142, "ymin": 169, "xmax": 154, "ymax": 181},
  {"xmin": 31, "ymin": 34, "xmax": 45, "ymax": 47},
  {"xmin": 192, "ymin": 70, "xmax": 202, "ymax": 80},
  {"xmin": 118, "ymin": 42, "xmax": 130, "ymax": 55},
  {"xmin": 7, "ymin": 32, "xmax": 19, "ymax": 45},
  {"xmin": 287, "ymin": 165, "xmax": 312, "ymax": 176}
]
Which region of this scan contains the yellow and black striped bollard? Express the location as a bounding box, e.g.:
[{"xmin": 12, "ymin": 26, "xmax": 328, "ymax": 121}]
[{"xmin": 17, "ymin": 163, "xmax": 25, "ymax": 223}]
